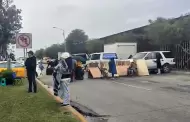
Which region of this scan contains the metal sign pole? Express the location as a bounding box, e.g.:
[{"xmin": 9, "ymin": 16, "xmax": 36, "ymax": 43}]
[
  {"xmin": 26, "ymin": 48, "xmax": 28, "ymax": 58},
  {"xmin": 63, "ymin": 31, "xmax": 67, "ymax": 52},
  {"xmin": 24, "ymin": 48, "xmax": 26, "ymax": 61}
]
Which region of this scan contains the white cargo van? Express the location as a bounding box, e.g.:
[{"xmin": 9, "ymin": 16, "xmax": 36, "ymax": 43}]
[
  {"xmin": 104, "ymin": 42, "xmax": 137, "ymax": 59},
  {"xmin": 87, "ymin": 52, "xmax": 118, "ymax": 64}
]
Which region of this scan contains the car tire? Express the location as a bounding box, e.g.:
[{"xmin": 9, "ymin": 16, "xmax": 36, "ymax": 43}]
[{"xmin": 162, "ymin": 63, "xmax": 171, "ymax": 73}]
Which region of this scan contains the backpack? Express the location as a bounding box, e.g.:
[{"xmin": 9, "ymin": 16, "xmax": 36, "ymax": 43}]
[{"xmin": 39, "ymin": 64, "xmax": 44, "ymax": 70}]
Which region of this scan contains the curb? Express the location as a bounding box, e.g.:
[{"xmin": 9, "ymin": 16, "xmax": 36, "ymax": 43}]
[{"xmin": 36, "ymin": 78, "xmax": 88, "ymax": 122}]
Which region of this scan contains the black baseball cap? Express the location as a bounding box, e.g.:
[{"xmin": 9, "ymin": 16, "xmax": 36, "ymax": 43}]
[{"xmin": 27, "ymin": 50, "xmax": 34, "ymax": 55}]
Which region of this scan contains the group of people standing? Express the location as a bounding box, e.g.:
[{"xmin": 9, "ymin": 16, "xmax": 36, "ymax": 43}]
[
  {"xmin": 108, "ymin": 52, "xmax": 163, "ymax": 78},
  {"xmin": 25, "ymin": 51, "xmax": 83, "ymax": 106}
]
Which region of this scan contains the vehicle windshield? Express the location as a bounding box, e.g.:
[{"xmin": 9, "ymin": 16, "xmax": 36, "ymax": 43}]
[
  {"xmin": 103, "ymin": 53, "xmax": 118, "ymax": 59},
  {"xmin": 0, "ymin": 63, "xmax": 7, "ymax": 68},
  {"xmin": 132, "ymin": 53, "xmax": 147, "ymax": 59},
  {"xmin": 0, "ymin": 62, "xmax": 24, "ymax": 68},
  {"xmin": 74, "ymin": 54, "xmax": 88, "ymax": 60},
  {"xmin": 91, "ymin": 54, "xmax": 101, "ymax": 60},
  {"xmin": 11, "ymin": 62, "xmax": 24, "ymax": 68}
]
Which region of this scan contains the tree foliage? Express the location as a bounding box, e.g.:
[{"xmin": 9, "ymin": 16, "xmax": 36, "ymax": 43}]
[
  {"xmin": 66, "ymin": 29, "xmax": 88, "ymax": 54},
  {"xmin": 145, "ymin": 17, "xmax": 183, "ymax": 45},
  {"xmin": 44, "ymin": 44, "xmax": 65, "ymax": 59},
  {"xmin": 101, "ymin": 14, "xmax": 190, "ymax": 47},
  {"xmin": 0, "ymin": 0, "xmax": 22, "ymax": 55},
  {"xmin": 35, "ymin": 48, "xmax": 44, "ymax": 59},
  {"xmin": 35, "ymin": 29, "xmax": 89, "ymax": 58},
  {"xmin": 86, "ymin": 39, "xmax": 104, "ymax": 53}
]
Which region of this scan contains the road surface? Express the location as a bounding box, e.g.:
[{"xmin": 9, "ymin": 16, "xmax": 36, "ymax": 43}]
[{"xmin": 39, "ymin": 73, "xmax": 190, "ymax": 122}]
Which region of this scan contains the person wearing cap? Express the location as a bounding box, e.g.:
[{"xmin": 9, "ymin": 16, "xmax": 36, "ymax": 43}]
[
  {"xmin": 53, "ymin": 52, "xmax": 72, "ymax": 106},
  {"xmin": 25, "ymin": 51, "xmax": 37, "ymax": 93}
]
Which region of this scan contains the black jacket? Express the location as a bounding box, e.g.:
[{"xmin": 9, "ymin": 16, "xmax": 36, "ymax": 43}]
[
  {"xmin": 156, "ymin": 53, "xmax": 162, "ymax": 68},
  {"xmin": 25, "ymin": 56, "xmax": 36, "ymax": 72},
  {"xmin": 65, "ymin": 57, "xmax": 73, "ymax": 71}
]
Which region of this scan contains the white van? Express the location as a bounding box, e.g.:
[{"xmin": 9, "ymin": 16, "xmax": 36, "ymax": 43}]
[{"xmin": 87, "ymin": 52, "xmax": 118, "ymax": 63}]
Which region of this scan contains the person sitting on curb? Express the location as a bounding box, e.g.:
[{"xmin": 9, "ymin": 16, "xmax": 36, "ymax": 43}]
[{"xmin": 128, "ymin": 62, "xmax": 137, "ymax": 76}]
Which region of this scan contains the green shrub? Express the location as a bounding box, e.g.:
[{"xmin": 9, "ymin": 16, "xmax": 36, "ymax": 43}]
[{"xmin": 1, "ymin": 70, "xmax": 15, "ymax": 85}]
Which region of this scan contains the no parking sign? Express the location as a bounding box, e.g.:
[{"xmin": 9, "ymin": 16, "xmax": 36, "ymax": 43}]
[{"xmin": 16, "ymin": 33, "xmax": 32, "ymax": 48}]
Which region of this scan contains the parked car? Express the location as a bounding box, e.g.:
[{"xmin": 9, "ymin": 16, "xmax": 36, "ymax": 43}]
[
  {"xmin": 131, "ymin": 51, "xmax": 175, "ymax": 73},
  {"xmin": 0, "ymin": 61, "xmax": 26, "ymax": 77},
  {"xmin": 2, "ymin": 61, "xmax": 42, "ymax": 78},
  {"xmin": 72, "ymin": 53, "xmax": 89, "ymax": 62},
  {"xmin": 88, "ymin": 52, "xmax": 118, "ymax": 63},
  {"xmin": 85, "ymin": 52, "xmax": 118, "ymax": 70}
]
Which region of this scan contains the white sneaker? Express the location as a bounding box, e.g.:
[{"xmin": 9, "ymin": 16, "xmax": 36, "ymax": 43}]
[{"xmin": 157, "ymin": 69, "xmax": 161, "ymax": 74}]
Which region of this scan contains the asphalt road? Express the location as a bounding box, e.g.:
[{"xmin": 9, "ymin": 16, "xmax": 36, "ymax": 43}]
[{"xmin": 39, "ymin": 73, "xmax": 190, "ymax": 122}]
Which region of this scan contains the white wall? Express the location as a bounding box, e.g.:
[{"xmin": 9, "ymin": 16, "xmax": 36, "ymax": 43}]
[{"xmin": 104, "ymin": 43, "xmax": 117, "ymax": 52}]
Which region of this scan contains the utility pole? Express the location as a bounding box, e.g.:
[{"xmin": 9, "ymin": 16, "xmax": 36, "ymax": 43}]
[{"xmin": 53, "ymin": 27, "xmax": 67, "ymax": 52}]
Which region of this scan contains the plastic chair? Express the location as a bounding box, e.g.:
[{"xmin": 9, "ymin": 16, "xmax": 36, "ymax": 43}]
[
  {"xmin": 14, "ymin": 78, "xmax": 24, "ymax": 85},
  {"xmin": 13, "ymin": 72, "xmax": 24, "ymax": 85},
  {"xmin": 0, "ymin": 78, "xmax": 6, "ymax": 86}
]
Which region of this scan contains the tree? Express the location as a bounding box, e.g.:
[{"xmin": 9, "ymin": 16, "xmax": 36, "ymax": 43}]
[
  {"xmin": 174, "ymin": 15, "xmax": 190, "ymax": 42},
  {"xmin": 66, "ymin": 29, "xmax": 88, "ymax": 54},
  {"xmin": 35, "ymin": 48, "xmax": 44, "ymax": 59},
  {"xmin": 44, "ymin": 44, "xmax": 65, "ymax": 59},
  {"xmin": 145, "ymin": 17, "xmax": 185, "ymax": 45},
  {"xmin": 86, "ymin": 39, "xmax": 104, "ymax": 53},
  {"xmin": 0, "ymin": 0, "xmax": 22, "ymax": 55}
]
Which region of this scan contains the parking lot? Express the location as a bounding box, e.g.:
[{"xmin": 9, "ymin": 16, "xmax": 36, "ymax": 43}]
[{"xmin": 39, "ymin": 72, "xmax": 190, "ymax": 122}]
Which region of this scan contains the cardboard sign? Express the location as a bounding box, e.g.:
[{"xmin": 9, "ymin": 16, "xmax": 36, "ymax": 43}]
[
  {"xmin": 88, "ymin": 68, "xmax": 101, "ymax": 78},
  {"xmin": 135, "ymin": 59, "xmax": 149, "ymax": 76},
  {"xmin": 88, "ymin": 62, "xmax": 99, "ymax": 68},
  {"xmin": 116, "ymin": 66, "xmax": 128, "ymax": 76}
]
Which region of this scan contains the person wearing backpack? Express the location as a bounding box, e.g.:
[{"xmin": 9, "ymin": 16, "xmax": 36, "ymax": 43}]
[
  {"xmin": 53, "ymin": 52, "xmax": 72, "ymax": 106},
  {"xmin": 38, "ymin": 60, "xmax": 44, "ymax": 75}
]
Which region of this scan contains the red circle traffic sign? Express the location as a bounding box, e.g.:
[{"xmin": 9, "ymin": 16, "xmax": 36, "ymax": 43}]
[{"xmin": 18, "ymin": 35, "xmax": 31, "ymax": 48}]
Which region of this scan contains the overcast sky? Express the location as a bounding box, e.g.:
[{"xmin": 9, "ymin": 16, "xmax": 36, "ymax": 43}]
[{"xmin": 13, "ymin": 0, "xmax": 190, "ymax": 57}]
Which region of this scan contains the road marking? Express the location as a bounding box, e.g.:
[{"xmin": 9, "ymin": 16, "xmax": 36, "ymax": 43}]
[{"xmin": 110, "ymin": 81, "xmax": 152, "ymax": 91}]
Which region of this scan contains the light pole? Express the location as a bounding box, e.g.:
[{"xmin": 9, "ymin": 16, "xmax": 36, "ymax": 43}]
[{"xmin": 53, "ymin": 27, "xmax": 67, "ymax": 52}]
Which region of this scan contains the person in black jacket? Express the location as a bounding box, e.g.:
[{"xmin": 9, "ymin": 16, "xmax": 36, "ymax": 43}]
[
  {"xmin": 25, "ymin": 51, "xmax": 37, "ymax": 93},
  {"xmin": 156, "ymin": 53, "xmax": 162, "ymax": 74}
]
